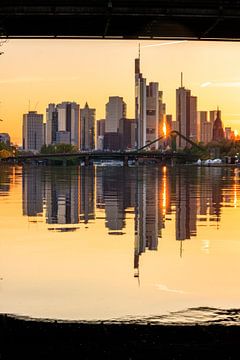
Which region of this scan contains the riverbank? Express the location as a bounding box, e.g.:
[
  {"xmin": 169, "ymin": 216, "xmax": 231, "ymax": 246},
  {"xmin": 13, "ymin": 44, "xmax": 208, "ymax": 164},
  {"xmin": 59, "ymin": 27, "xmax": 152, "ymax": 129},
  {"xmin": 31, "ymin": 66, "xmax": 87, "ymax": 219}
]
[{"xmin": 1, "ymin": 315, "xmax": 240, "ymax": 359}]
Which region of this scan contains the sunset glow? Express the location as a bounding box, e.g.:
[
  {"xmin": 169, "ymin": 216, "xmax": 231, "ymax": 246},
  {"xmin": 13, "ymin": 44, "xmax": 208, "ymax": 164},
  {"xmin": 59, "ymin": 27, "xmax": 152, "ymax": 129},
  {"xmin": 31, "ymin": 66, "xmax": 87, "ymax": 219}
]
[{"xmin": 1, "ymin": 40, "xmax": 240, "ymax": 144}]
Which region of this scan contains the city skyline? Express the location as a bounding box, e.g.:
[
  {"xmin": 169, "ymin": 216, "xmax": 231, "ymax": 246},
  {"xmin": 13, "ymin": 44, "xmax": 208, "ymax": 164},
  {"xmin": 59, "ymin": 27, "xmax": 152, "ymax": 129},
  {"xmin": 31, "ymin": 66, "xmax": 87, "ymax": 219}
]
[{"xmin": 1, "ymin": 40, "xmax": 240, "ymax": 144}]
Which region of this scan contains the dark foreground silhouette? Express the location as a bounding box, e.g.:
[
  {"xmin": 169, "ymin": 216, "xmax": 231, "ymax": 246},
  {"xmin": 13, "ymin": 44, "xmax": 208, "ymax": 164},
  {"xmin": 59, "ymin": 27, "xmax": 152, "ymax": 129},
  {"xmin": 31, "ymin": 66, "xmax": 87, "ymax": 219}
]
[{"xmin": 1, "ymin": 315, "xmax": 240, "ymax": 359}]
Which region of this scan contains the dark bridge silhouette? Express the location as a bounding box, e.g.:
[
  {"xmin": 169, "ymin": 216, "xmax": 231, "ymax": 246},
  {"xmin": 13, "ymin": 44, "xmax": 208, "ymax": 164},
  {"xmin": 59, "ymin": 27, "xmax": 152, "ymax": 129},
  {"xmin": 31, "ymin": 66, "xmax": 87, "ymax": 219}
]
[
  {"xmin": 1, "ymin": 1, "xmax": 240, "ymax": 40},
  {"xmin": 4, "ymin": 131, "xmax": 204, "ymax": 165}
]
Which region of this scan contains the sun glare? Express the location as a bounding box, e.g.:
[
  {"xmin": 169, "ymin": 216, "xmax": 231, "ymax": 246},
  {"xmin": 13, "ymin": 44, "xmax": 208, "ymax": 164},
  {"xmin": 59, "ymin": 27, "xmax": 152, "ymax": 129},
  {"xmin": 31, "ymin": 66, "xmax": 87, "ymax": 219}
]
[{"xmin": 163, "ymin": 120, "xmax": 167, "ymax": 137}]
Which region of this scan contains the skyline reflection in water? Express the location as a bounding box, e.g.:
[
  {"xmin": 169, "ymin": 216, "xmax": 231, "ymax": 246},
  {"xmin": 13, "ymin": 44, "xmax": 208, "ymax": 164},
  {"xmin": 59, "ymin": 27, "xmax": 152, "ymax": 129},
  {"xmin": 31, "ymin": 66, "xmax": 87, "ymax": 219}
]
[{"xmin": 0, "ymin": 164, "xmax": 240, "ymax": 321}]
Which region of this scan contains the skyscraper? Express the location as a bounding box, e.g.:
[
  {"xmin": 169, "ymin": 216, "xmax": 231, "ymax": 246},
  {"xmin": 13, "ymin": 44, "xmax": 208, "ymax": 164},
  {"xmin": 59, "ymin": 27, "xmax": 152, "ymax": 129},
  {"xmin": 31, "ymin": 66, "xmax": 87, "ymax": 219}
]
[
  {"xmin": 46, "ymin": 103, "xmax": 58, "ymax": 145},
  {"xmin": 146, "ymin": 82, "xmax": 159, "ymax": 149},
  {"xmin": 22, "ymin": 111, "xmax": 43, "ymax": 152},
  {"xmin": 80, "ymin": 102, "xmax": 96, "ymax": 151},
  {"xmin": 198, "ymin": 111, "xmax": 213, "ymax": 144},
  {"xmin": 56, "ymin": 102, "xmax": 80, "ymax": 148},
  {"xmin": 105, "ymin": 96, "xmax": 126, "ymax": 133},
  {"xmin": 176, "ymin": 74, "xmax": 197, "ymax": 148},
  {"xmin": 119, "ymin": 118, "xmax": 136, "ymax": 150},
  {"xmin": 135, "ymin": 54, "xmax": 147, "ymax": 148},
  {"xmin": 212, "ymin": 109, "xmax": 224, "ymax": 141},
  {"xmin": 96, "ymin": 119, "xmax": 105, "ymax": 150}
]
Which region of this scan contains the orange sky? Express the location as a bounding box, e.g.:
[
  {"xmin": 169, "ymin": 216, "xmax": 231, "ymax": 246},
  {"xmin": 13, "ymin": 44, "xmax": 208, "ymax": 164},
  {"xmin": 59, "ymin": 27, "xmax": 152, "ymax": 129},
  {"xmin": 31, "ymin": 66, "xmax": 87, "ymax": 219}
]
[{"xmin": 1, "ymin": 39, "xmax": 240, "ymax": 145}]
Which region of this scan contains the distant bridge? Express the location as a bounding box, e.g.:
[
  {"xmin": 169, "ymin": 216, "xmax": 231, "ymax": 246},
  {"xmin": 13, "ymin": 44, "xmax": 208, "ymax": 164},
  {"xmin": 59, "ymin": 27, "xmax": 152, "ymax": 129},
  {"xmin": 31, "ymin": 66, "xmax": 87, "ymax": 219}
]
[
  {"xmin": 3, "ymin": 130, "xmax": 204, "ymax": 165},
  {"xmin": 3, "ymin": 150, "xmax": 197, "ymax": 166}
]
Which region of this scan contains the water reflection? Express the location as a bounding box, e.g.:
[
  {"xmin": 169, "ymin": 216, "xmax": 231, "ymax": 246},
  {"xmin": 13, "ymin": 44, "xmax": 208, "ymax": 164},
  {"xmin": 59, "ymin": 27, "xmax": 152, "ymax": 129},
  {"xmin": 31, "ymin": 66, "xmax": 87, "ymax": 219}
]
[
  {"xmin": 18, "ymin": 165, "xmax": 240, "ymax": 275},
  {"xmin": 2, "ymin": 164, "xmax": 240, "ymax": 321}
]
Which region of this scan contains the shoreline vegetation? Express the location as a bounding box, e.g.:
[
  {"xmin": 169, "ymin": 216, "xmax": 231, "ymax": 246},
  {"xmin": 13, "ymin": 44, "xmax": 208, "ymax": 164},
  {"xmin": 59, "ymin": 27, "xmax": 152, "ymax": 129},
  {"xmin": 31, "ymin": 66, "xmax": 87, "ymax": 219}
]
[{"xmin": 1, "ymin": 314, "xmax": 240, "ymax": 358}]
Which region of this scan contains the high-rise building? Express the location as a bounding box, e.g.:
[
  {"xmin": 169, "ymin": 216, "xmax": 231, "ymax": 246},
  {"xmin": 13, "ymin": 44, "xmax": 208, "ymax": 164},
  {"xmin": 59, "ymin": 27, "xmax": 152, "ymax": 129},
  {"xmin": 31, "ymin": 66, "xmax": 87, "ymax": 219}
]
[
  {"xmin": 176, "ymin": 74, "xmax": 197, "ymax": 148},
  {"xmin": 97, "ymin": 119, "xmax": 105, "ymax": 137},
  {"xmin": 46, "ymin": 103, "xmax": 58, "ymax": 145},
  {"xmin": 212, "ymin": 109, "xmax": 224, "ymax": 141},
  {"xmin": 210, "ymin": 110, "xmax": 221, "ymax": 124},
  {"xmin": 56, "ymin": 102, "xmax": 80, "ymax": 148},
  {"xmin": 96, "ymin": 119, "xmax": 105, "ymax": 150},
  {"xmin": 165, "ymin": 115, "xmax": 173, "ymax": 135},
  {"xmin": 0, "ymin": 133, "xmax": 10, "ymax": 145},
  {"xmin": 105, "ymin": 96, "xmax": 126, "ymax": 133},
  {"xmin": 198, "ymin": 111, "xmax": 213, "ymax": 144},
  {"xmin": 225, "ymin": 127, "xmax": 234, "ymax": 140},
  {"xmin": 158, "ymin": 90, "xmax": 166, "ymax": 138},
  {"xmin": 190, "ymin": 96, "xmax": 197, "ymax": 142},
  {"xmin": 119, "ymin": 118, "xmax": 136, "ymax": 150},
  {"xmin": 22, "ymin": 111, "xmax": 43, "ymax": 152},
  {"xmin": 80, "ymin": 102, "xmax": 96, "ymax": 151},
  {"xmin": 135, "ymin": 55, "xmax": 147, "ymax": 148},
  {"xmin": 146, "ymin": 82, "xmax": 159, "ymax": 149}
]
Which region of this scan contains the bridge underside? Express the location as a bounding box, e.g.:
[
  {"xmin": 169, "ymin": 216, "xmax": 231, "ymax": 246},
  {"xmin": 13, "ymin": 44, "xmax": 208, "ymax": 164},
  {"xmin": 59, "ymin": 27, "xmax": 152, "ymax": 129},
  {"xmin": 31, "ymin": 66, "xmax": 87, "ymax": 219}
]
[{"xmin": 1, "ymin": 1, "xmax": 240, "ymax": 40}]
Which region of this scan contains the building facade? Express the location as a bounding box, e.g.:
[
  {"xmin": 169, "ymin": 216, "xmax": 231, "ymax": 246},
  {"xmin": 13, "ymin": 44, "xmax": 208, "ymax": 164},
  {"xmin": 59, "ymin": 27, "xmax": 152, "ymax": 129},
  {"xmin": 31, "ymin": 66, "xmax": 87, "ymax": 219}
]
[
  {"xmin": 212, "ymin": 109, "xmax": 224, "ymax": 141},
  {"xmin": 135, "ymin": 56, "xmax": 147, "ymax": 149},
  {"xmin": 176, "ymin": 76, "xmax": 197, "ymax": 148},
  {"xmin": 56, "ymin": 102, "xmax": 80, "ymax": 148},
  {"xmin": 46, "ymin": 103, "xmax": 58, "ymax": 145},
  {"xmin": 146, "ymin": 82, "xmax": 159, "ymax": 149},
  {"xmin": 22, "ymin": 111, "xmax": 43, "ymax": 152},
  {"xmin": 80, "ymin": 102, "xmax": 96, "ymax": 151},
  {"xmin": 105, "ymin": 96, "xmax": 126, "ymax": 133}
]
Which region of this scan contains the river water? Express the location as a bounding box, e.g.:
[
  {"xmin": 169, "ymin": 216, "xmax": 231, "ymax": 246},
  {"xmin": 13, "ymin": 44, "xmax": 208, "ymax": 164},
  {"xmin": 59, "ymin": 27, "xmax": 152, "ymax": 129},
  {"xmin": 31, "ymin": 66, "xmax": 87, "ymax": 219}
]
[{"xmin": 0, "ymin": 164, "xmax": 240, "ymax": 325}]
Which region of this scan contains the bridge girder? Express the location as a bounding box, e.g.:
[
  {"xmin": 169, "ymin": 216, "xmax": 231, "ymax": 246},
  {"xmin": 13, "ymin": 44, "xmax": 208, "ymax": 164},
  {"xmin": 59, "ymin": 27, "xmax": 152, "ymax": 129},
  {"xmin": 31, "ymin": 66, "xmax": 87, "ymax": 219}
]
[{"xmin": 1, "ymin": 1, "xmax": 240, "ymax": 40}]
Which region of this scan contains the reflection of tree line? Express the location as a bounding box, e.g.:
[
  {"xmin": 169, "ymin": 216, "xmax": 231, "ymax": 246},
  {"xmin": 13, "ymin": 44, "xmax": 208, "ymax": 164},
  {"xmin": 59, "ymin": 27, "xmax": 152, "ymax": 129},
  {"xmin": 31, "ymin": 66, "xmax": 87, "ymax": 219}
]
[{"xmin": 20, "ymin": 165, "xmax": 237, "ymax": 267}]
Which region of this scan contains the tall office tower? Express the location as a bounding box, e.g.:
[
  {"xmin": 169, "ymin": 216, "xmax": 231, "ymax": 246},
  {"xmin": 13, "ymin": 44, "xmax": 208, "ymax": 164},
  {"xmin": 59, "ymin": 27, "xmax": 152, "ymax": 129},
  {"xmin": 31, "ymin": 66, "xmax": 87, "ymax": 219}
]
[
  {"xmin": 96, "ymin": 119, "xmax": 105, "ymax": 150},
  {"xmin": 97, "ymin": 119, "xmax": 105, "ymax": 137},
  {"xmin": 190, "ymin": 96, "xmax": 197, "ymax": 142},
  {"xmin": 176, "ymin": 74, "xmax": 197, "ymax": 148},
  {"xmin": 105, "ymin": 96, "xmax": 126, "ymax": 133},
  {"xmin": 212, "ymin": 109, "xmax": 224, "ymax": 141},
  {"xmin": 135, "ymin": 54, "xmax": 147, "ymax": 148},
  {"xmin": 80, "ymin": 102, "xmax": 96, "ymax": 151},
  {"xmin": 158, "ymin": 90, "xmax": 166, "ymax": 137},
  {"xmin": 210, "ymin": 109, "xmax": 221, "ymax": 124},
  {"xmin": 165, "ymin": 114, "xmax": 173, "ymax": 134},
  {"xmin": 46, "ymin": 103, "xmax": 58, "ymax": 145},
  {"xmin": 119, "ymin": 118, "xmax": 136, "ymax": 150},
  {"xmin": 198, "ymin": 111, "xmax": 213, "ymax": 144},
  {"xmin": 225, "ymin": 127, "xmax": 233, "ymax": 140},
  {"xmin": 22, "ymin": 111, "xmax": 43, "ymax": 152},
  {"xmin": 146, "ymin": 82, "xmax": 159, "ymax": 149},
  {"xmin": 56, "ymin": 102, "xmax": 80, "ymax": 148}
]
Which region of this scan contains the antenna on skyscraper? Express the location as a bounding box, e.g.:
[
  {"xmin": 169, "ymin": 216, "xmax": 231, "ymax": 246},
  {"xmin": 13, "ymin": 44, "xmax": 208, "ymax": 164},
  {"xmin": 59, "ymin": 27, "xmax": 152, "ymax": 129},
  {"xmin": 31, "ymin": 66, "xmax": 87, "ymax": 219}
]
[
  {"xmin": 138, "ymin": 43, "xmax": 141, "ymax": 60},
  {"xmin": 181, "ymin": 72, "xmax": 183, "ymax": 87}
]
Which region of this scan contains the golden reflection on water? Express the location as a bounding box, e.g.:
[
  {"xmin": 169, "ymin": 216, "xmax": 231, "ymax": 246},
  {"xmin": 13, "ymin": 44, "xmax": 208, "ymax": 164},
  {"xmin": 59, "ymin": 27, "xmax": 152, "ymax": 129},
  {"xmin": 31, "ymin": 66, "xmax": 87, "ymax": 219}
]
[{"xmin": 0, "ymin": 164, "xmax": 240, "ymax": 321}]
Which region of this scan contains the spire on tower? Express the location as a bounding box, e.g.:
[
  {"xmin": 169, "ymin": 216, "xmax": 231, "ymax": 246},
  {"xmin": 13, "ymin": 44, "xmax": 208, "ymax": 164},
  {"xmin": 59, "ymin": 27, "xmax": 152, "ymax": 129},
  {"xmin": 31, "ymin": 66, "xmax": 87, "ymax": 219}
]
[
  {"xmin": 138, "ymin": 43, "xmax": 141, "ymax": 60},
  {"xmin": 181, "ymin": 72, "xmax": 183, "ymax": 87}
]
